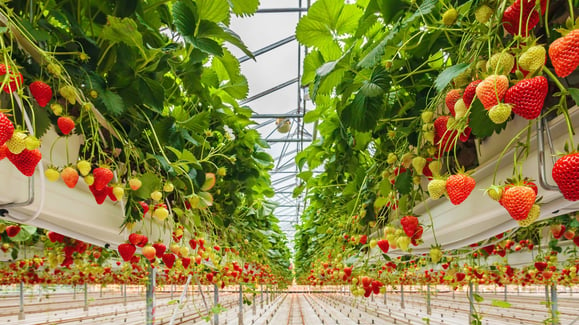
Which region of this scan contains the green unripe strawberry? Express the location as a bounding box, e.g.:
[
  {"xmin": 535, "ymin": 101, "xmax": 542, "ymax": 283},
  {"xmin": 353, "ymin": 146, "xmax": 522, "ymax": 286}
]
[
  {"xmin": 412, "ymin": 156, "xmax": 427, "ymax": 175},
  {"xmin": 76, "ymin": 160, "xmax": 91, "ymax": 176},
  {"xmin": 454, "ymin": 99, "xmax": 468, "ymax": 119},
  {"xmin": 150, "ymin": 190, "xmax": 163, "ymax": 201},
  {"xmin": 387, "ymin": 153, "xmax": 397, "ymax": 164},
  {"xmin": 47, "ymin": 63, "xmax": 62, "ymax": 77},
  {"xmin": 50, "ymin": 103, "xmax": 63, "ymax": 116},
  {"xmin": 421, "ymin": 111, "xmax": 434, "ymax": 123},
  {"xmin": 397, "ymin": 236, "xmax": 411, "ymax": 251},
  {"xmin": 24, "ymin": 135, "xmax": 40, "ymax": 150},
  {"xmin": 519, "ymin": 45, "xmax": 546, "ymax": 73},
  {"xmin": 517, "ymin": 204, "xmax": 540, "ymax": 227},
  {"xmin": 430, "ymin": 247, "xmax": 443, "ymax": 263},
  {"xmin": 423, "ymin": 130, "xmax": 435, "ymax": 144},
  {"xmin": 488, "ymin": 103, "xmax": 512, "ymax": 124},
  {"xmin": 487, "ymin": 52, "xmax": 514, "ymax": 75},
  {"xmin": 163, "ymin": 182, "xmax": 174, "ymax": 192},
  {"xmin": 153, "ymin": 207, "xmax": 169, "ymax": 221},
  {"xmin": 428, "ymin": 160, "xmax": 443, "ymax": 177},
  {"xmin": 6, "ymin": 131, "xmax": 27, "ymax": 154},
  {"xmin": 485, "ymin": 185, "xmax": 503, "ymax": 201},
  {"xmin": 442, "ymin": 8, "xmax": 458, "ymax": 25},
  {"xmin": 428, "ymin": 178, "xmax": 447, "ymax": 199},
  {"xmin": 58, "ymin": 85, "xmax": 76, "ymax": 105},
  {"xmin": 474, "ymin": 5, "xmax": 493, "ymax": 24},
  {"xmin": 45, "ymin": 167, "xmax": 60, "ymax": 182},
  {"xmin": 113, "ymin": 186, "xmax": 124, "ymax": 201}
]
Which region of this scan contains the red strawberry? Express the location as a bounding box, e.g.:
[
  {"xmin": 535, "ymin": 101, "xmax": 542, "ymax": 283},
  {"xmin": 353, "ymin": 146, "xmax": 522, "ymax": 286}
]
[
  {"xmin": 29, "ymin": 81, "xmax": 53, "ymax": 107},
  {"xmin": 0, "ymin": 112, "xmax": 14, "ymax": 147},
  {"xmin": 377, "ymin": 239, "xmax": 389, "ymax": 254},
  {"xmin": 181, "ymin": 257, "xmax": 191, "ymax": 269},
  {"xmin": 552, "ymin": 152, "xmax": 579, "ymax": 201},
  {"xmin": 128, "ymin": 233, "xmax": 148, "ymax": 247},
  {"xmin": 359, "ymin": 234, "xmax": 367, "ymax": 245},
  {"xmin": 400, "ymin": 215, "xmax": 419, "ymax": 238},
  {"xmin": 0, "ymin": 144, "xmax": 7, "ymax": 160},
  {"xmin": 57, "ymin": 116, "xmax": 75, "ymax": 135},
  {"xmin": 153, "ymin": 242, "xmax": 166, "ymax": 258},
  {"xmin": 5, "ymin": 225, "xmax": 21, "ymax": 237},
  {"xmin": 118, "ymin": 243, "xmax": 136, "ymax": 262},
  {"xmin": 463, "ymin": 80, "xmax": 481, "ymax": 107},
  {"xmin": 89, "ymin": 184, "xmax": 108, "ymax": 204},
  {"xmin": 504, "ymin": 76, "xmax": 548, "ymax": 120},
  {"xmin": 139, "ymin": 201, "xmax": 149, "ymax": 217},
  {"xmin": 47, "ymin": 231, "xmax": 65, "ymax": 243},
  {"xmin": 434, "ymin": 116, "xmax": 458, "ymax": 153},
  {"xmin": 573, "ymin": 235, "xmax": 579, "ymax": 247},
  {"xmin": 550, "ymin": 224, "xmax": 566, "ymax": 239},
  {"xmin": 106, "ymin": 186, "xmax": 117, "ymax": 202},
  {"xmin": 6, "ymin": 148, "xmax": 41, "ymax": 176},
  {"xmin": 501, "ymin": 186, "xmax": 536, "ymax": 220},
  {"xmin": 343, "ymin": 266, "xmax": 352, "ymax": 277},
  {"xmin": 456, "ymin": 272, "xmax": 466, "ymax": 282},
  {"xmin": 61, "ymin": 166, "xmax": 79, "ymax": 188},
  {"xmin": 476, "ymin": 75, "xmax": 509, "ymax": 110},
  {"xmin": 534, "ymin": 261, "xmax": 548, "ymax": 271},
  {"xmin": 549, "ymin": 29, "xmax": 579, "ymax": 78},
  {"xmin": 445, "ymin": 89, "xmax": 463, "ymax": 116},
  {"xmin": 502, "ymin": 0, "xmax": 539, "ymax": 36},
  {"xmin": 93, "ymin": 167, "xmax": 114, "ymax": 190},
  {"xmin": 445, "ymin": 173, "xmax": 476, "ymax": 205},
  {"xmin": 162, "ymin": 253, "xmax": 176, "ymax": 268},
  {"xmin": 0, "ymin": 64, "xmax": 23, "ymax": 93}
]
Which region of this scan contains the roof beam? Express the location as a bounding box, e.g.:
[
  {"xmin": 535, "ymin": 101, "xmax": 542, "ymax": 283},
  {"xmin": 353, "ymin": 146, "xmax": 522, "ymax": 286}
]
[
  {"xmin": 239, "ymin": 78, "xmax": 298, "ymax": 105},
  {"xmin": 239, "ymin": 35, "xmax": 296, "ymax": 63},
  {"xmin": 256, "ymin": 8, "xmax": 308, "ymax": 13}
]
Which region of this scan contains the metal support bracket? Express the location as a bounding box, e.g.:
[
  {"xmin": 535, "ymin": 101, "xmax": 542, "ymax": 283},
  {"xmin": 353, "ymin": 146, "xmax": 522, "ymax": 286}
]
[{"xmin": 537, "ymin": 117, "xmax": 560, "ymax": 192}]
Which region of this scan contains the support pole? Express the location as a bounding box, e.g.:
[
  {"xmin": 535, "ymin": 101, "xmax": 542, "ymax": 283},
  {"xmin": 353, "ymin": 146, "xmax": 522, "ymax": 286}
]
[
  {"xmin": 551, "ymin": 285, "xmax": 558, "ymax": 325},
  {"xmin": 504, "ymin": 285, "xmax": 508, "ymax": 302},
  {"xmin": 238, "ymin": 284, "xmax": 244, "ymax": 325},
  {"xmin": 84, "ymin": 282, "xmax": 88, "ymax": 311},
  {"xmin": 18, "ymin": 281, "xmax": 24, "ymax": 320},
  {"xmin": 252, "ymin": 293, "xmax": 256, "ymax": 316},
  {"xmin": 400, "ymin": 285, "xmax": 405, "ymax": 309},
  {"xmin": 169, "ymin": 275, "xmax": 192, "ymax": 325},
  {"xmin": 73, "ymin": 285, "xmax": 76, "ymax": 300},
  {"xmin": 213, "ymin": 284, "xmax": 219, "ymax": 325},
  {"xmin": 426, "ymin": 285, "xmax": 431, "ymax": 315},
  {"xmin": 146, "ymin": 265, "xmax": 156, "ymax": 325},
  {"xmin": 100, "ymin": 284, "xmax": 103, "ymax": 298},
  {"xmin": 123, "ymin": 284, "xmax": 127, "ymax": 306},
  {"xmin": 171, "ymin": 284, "xmax": 174, "ymax": 299},
  {"xmin": 383, "ymin": 286, "xmax": 387, "ymax": 304}
]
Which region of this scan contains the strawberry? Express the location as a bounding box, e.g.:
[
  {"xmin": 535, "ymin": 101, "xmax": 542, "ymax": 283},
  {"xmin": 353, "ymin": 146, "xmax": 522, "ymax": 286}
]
[
  {"xmin": 445, "ymin": 173, "xmax": 476, "ymax": 205},
  {"xmin": 487, "ymin": 52, "xmax": 515, "ymax": 75},
  {"xmin": 504, "ymin": 76, "xmax": 548, "ymax": 120},
  {"xmin": 475, "ymin": 5, "xmax": 493, "ymax": 24},
  {"xmin": 488, "ymin": 103, "xmax": 512, "ymax": 124},
  {"xmin": 181, "ymin": 257, "xmax": 191, "ymax": 269},
  {"xmin": 118, "ymin": 243, "xmax": 136, "ymax": 262},
  {"xmin": 0, "ymin": 64, "xmax": 23, "ymax": 93},
  {"xmin": 57, "ymin": 116, "xmax": 75, "ymax": 135},
  {"xmin": 534, "ymin": 261, "xmax": 548, "ymax": 272},
  {"xmin": 139, "ymin": 201, "xmax": 149, "ymax": 217},
  {"xmin": 428, "ymin": 178, "xmax": 447, "ymax": 200},
  {"xmin": 502, "ymin": 0, "xmax": 539, "ymax": 36},
  {"xmin": 162, "ymin": 253, "xmax": 176, "ymax": 268},
  {"xmin": 445, "ymin": 89, "xmax": 463, "ymax": 116},
  {"xmin": 552, "ymin": 152, "xmax": 579, "ymax": 201},
  {"xmin": 442, "ymin": 8, "xmax": 458, "ymax": 26},
  {"xmin": 93, "ymin": 166, "xmax": 114, "ymax": 190},
  {"xmin": 0, "ymin": 144, "xmax": 7, "ymax": 160},
  {"xmin": 463, "ymin": 79, "xmax": 481, "ymax": 107},
  {"xmin": 142, "ymin": 245, "xmax": 156, "ymax": 261},
  {"xmin": 411, "ymin": 156, "xmax": 426, "ymax": 175},
  {"xmin": 89, "ymin": 184, "xmax": 108, "ymax": 204},
  {"xmin": 454, "ymin": 99, "xmax": 468, "ymax": 119},
  {"xmin": 0, "ymin": 112, "xmax": 14, "ymax": 147},
  {"xmin": 6, "ymin": 148, "xmax": 41, "ymax": 176},
  {"xmin": 29, "ymin": 81, "xmax": 53, "ymax": 107},
  {"xmin": 456, "ymin": 272, "xmax": 466, "ymax": 282},
  {"xmin": 129, "ymin": 233, "xmax": 148, "ymax": 247},
  {"xmin": 517, "ymin": 204, "xmax": 540, "ymax": 227},
  {"xmin": 551, "ymin": 224, "xmax": 566, "ymax": 239},
  {"xmin": 153, "ymin": 242, "xmax": 166, "ymax": 258},
  {"xmin": 501, "ymin": 186, "xmax": 536, "ymax": 220},
  {"xmin": 106, "ymin": 186, "xmax": 117, "ymax": 202},
  {"xmin": 61, "ymin": 166, "xmax": 79, "ymax": 188},
  {"xmin": 400, "ymin": 215, "xmax": 419, "ymax": 238},
  {"xmin": 548, "ymin": 29, "xmax": 579, "ymax": 78},
  {"xmin": 47, "ymin": 231, "xmax": 65, "ymax": 243},
  {"xmin": 476, "ymin": 75, "xmax": 509, "ymax": 110},
  {"xmin": 5, "ymin": 225, "xmax": 21, "ymax": 237},
  {"xmin": 6, "ymin": 131, "xmax": 27, "ymax": 154},
  {"xmin": 519, "ymin": 45, "xmax": 546, "ymax": 73},
  {"xmin": 376, "ymin": 239, "xmax": 389, "ymax": 254},
  {"xmin": 434, "ymin": 116, "xmax": 457, "ymax": 153},
  {"xmin": 76, "ymin": 160, "xmax": 91, "ymax": 176}
]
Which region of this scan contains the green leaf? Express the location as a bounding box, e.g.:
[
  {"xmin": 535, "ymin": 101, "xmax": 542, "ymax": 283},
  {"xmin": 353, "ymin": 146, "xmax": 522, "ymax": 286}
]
[
  {"xmin": 360, "ymin": 66, "xmax": 390, "ymax": 97},
  {"xmin": 229, "ymin": 0, "xmax": 259, "ymax": 17},
  {"xmin": 100, "ymin": 90, "xmax": 126, "ymax": 116},
  {"xmin": 434, "ymin": 63, "xmax": 470, "ymax": 92},
  {"xmin": 191, "ymin": 37, "xmax": 223, "ymax": 56},
  {"xmin": 569, "ymin": 88, "xmax": 579, "ymax": 106},
  {"xmin": 196, "ymin": 0, "xmax": 229, "ymax": 23},
  {"xmin": 374, "ymin": 0, "xmax": 406, "ymax": 24},
  {"xmin": 473, "ymin": 293, "xmax": 484, "ymax": 303},
  {"xmin": 302, "ymin": 51, "xmax": 325, "ymax": 86},
  {"xmin": 340, "ymin": 92, "xmax": 383, "ymax": 132},
  {"xmin": 221, "ymin": 75, "xmax": 249, "ymax": 99},
  {"xmin": 133, "ymin": 172, "xmax": 163, "ymax": 199},
  {"xmin": 138, "ymin": 77, "xmax": 165, "ymax": 112},
  {"xmin": 219, "ymin": 25, "xmax": 254, "ymax": 59},
  {"xmin": 8, "ymin": 225, "xmax": 36, "ymax": 242},
  {"xmin": 374, "ymin": 196, "xmax": 389, "ymax": 209},
  {"xmin": 100, "ymin": 16, "xmax": 143, "ymax": 48},
  {"xmin": 394, "ymin": 169, "xmax": 413, "ymax": 195},
  {"xmin": 212, "ymin": 48, "xmax": 241, "ymax": 81},
  {"xmin": 491, "ymin": 300, "xmax": 512, "ymax": 308},
  {"xmin": 172, "ymin": 1, "xmax": 198, "ymax": 38}
]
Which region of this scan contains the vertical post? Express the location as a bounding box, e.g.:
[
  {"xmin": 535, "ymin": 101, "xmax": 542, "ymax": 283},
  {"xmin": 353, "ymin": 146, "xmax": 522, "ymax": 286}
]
[
  {"xmin": 252, "ymin": 293, "xmax": 256, "ymax": 316},
  {"xmin": 123, "ymin": 284, "xmax": 127, "ymax": 306},
  {"xmin": 100, "ymin": 284, "xmax": 103, "ymax": 298},
  {"xmin": 426, "ymin": 285, "xmax": 431, "ymax": 315},
  {"xmin": 146, "ymin": 265, "xmax": 156, "ymax": 325},
  {"xmin": 260, "ymin": 285, "xmax": 264, "ymax": 309},
  {"xmin": 84, "ymin": 282, "xmax": 88, "ymax": 311},
  {"xmin": 468, "ymin": 282, "xmax": 474, "ymax": 324},
  {"xmin": 504, "ymin": 285, "xmax": 507, "ymax": 302},
  {"xmin": 18, "ymin": 281, "xmax": 25, "ymax": 320},
  {"xmin": 400, "ymin": 285, "xmax": 405, "ymax": 309},
  {"xmin": 383, "ymin": 286, "xmax": 387, "ymax": 304},
  {"xmin": 238, "ymin": 284, "xmax": 243, "ymax": 325},
  {"xmin": 213, "ymin": 284, "xmax": 219, "ymax": 325},
  {"xmin": 551, "ymin": 284, "xmax": 558, "ymax": 325},
  {"xmin": 73, "ymin": 285, "xmax": 76, "ymax": 300},
  {"xmin": 266, "ymin": 286, "xmax": 270, "ymax": 305},
  {"xmin": 169, "ymin": 275, "xmax": 192, "ymax": 325}
]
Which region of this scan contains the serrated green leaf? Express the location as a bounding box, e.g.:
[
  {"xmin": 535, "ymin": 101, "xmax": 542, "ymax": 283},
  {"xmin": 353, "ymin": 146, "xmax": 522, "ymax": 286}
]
[
  {"xmin": 172, "ymin": 1, "xmax": 197, "ymax": 38},
  {"xmin": 394, "ymin": 169, "xmax": 413, "ymax": 195},
  {"xmin": 229, "ymin": 0, "xmax": 259, "ymax": 17},
  {"xmin": 473, "ymin": 293, "xmax": 484, "ymax": 303},
  {"xmin": 100, "ymin": 90, "xmax": 126, "ymax": 116},
  {"xmin": 374, "ymin": 196, "xmax": 389, "ymax": 209},
  {"xmin": 100, "ymin": 16, "xmax": 143, "ymax": 48},
  {"xmin": 304, "ymin": 110, "xmax": 321, "ymax": 123},
  {"xmin": 469, "ymin": 100, "xmax": 507, "ymax": 138},
  {"xmin": 340, "ymin": 92, "xmax": 383, "ymax": 132},
  {"xmin": 221, "ymin": 75, "xmax": 249, "ymax": 99},
  {"xmin": 360, "ymin": 66, "xmax": 390, "ymax": 97},
  {"xmin": 302, "ymin": 51, "xmax": 325, "ymax": 86},
  {"xmin": 196, "ymin": 0, "xmax": 229, "ymax": 23},
  {"xmin": 181, "ymin": 111, "xmax": 210, "ymax": 134},
  {"xmin": 212, "ymin": 48, "xmax": 241, "ymax": 81},
  {"xmin": 138, "ymin": 77, "xmax": 165, "ymax": 112},
  {"xmin": 491, "ymin": 300, "xmax": 511, "ymax": 308},
  {"xmin": 434, "ymin": 63, "xmax": 470, "ymax": 92},
  {"xmin": 191, "ymin": 37, "xmax": 223, "ymax": 56}
]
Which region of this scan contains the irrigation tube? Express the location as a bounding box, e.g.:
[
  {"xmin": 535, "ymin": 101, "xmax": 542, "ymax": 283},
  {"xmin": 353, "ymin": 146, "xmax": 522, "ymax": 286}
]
[{"xmin": 169, "ymin": 274, "xmax": 192, "ymax": 325}]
